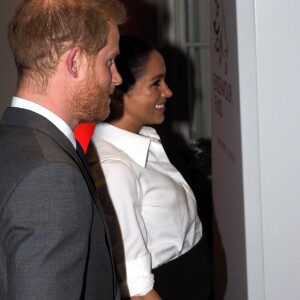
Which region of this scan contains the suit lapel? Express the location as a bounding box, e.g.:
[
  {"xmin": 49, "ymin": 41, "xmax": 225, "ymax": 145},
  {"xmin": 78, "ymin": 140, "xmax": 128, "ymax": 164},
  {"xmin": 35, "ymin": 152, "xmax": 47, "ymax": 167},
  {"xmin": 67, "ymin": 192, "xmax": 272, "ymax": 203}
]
[
  {"xmin": 75, "ymin": 140, "xmax": 119, "ymax": 298},
  {"xmin": 75, "ymin": 140, "xmax": 108, "ymax": 222}
]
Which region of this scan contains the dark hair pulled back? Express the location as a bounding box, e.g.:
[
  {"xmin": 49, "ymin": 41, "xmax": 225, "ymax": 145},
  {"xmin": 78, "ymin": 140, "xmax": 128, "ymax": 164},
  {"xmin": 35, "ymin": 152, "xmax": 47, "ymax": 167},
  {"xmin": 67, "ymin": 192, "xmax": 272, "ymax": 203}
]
[{"xmin": 106, "ymin": 35, "xmax": 155, "ymax": 122}]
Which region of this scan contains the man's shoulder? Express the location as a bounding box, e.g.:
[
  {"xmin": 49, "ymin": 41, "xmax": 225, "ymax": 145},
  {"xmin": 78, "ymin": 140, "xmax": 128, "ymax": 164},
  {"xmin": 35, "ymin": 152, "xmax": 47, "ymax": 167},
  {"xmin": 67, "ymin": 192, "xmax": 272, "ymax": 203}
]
[
  {"xmin": 0, "ymin": 124, "xmax": 77, "ymax": 191},
  {"xmin": 1, "ymin": 124, "xmax": 71, "ymax": 160}
]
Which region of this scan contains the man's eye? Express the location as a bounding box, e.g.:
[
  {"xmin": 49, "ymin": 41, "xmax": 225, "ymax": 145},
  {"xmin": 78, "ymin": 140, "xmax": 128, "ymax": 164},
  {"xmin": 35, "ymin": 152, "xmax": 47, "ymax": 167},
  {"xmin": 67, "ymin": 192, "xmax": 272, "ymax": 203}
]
[{"xmin": 107, "ymin": 58, "xmax": 114, "ymax": 66}]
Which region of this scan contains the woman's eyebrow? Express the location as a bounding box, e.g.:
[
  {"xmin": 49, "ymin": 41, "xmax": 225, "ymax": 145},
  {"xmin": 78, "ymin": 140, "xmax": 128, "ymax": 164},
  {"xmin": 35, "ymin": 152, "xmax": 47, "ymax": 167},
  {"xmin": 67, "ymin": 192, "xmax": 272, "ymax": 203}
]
[{"xmin": 150, "ymin": 73, "xmax": 165, "ymax": 81}]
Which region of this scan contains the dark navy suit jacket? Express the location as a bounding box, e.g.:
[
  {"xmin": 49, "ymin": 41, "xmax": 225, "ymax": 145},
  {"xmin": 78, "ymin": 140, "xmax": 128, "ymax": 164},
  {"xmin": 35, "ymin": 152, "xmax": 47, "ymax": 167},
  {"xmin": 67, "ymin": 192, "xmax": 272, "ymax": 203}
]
[{"xmin": 0, "ymin": 107, "xmax": 120, "ymax": 299}]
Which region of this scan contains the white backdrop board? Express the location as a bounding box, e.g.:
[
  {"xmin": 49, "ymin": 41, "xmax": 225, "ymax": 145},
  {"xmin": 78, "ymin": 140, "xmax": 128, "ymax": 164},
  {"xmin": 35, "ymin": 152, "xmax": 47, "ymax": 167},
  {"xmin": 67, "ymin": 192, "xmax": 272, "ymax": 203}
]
[{"xmin": 211, "ymin": 0, "xmax": 300, "ymax": 299}]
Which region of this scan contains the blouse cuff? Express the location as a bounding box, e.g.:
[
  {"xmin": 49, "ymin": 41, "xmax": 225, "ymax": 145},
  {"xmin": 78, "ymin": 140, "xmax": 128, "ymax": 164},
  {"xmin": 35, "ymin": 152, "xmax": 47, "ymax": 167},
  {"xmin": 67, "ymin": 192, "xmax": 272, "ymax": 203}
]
[{"xmin": 117, "ymin": 254, "xmax": 154, "ymax": 297}]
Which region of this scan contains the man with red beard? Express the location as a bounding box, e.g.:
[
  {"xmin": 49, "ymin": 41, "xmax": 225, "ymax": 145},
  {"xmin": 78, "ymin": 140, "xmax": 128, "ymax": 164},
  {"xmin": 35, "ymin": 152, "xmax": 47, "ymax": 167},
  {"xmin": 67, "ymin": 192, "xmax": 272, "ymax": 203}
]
[{"xmin": 0, "ymin": 0, "xmax": 126, "ymax": 299}]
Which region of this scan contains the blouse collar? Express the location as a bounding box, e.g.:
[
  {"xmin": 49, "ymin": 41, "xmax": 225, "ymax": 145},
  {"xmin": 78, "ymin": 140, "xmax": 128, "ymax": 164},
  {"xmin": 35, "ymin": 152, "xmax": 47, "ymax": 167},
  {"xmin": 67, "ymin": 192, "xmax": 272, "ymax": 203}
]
[{"xmin": 92, "ymin": 123, "xmax": 160, "ymax": 167}]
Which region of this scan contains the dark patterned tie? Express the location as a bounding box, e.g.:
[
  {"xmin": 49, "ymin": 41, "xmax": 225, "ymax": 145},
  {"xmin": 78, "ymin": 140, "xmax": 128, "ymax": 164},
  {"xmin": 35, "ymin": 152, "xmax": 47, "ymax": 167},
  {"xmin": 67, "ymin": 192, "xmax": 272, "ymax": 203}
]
[{"xmin": 76, "ymin": 140, "xmax": 91, "ymax": 172}]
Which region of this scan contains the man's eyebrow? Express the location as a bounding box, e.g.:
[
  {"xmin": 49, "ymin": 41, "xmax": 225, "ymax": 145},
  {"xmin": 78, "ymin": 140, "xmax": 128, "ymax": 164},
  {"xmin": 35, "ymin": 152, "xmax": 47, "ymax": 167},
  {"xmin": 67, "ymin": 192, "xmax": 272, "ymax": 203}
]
[{"xmin": 110, "ymin": 50, "xmax": 120, "ymax": 58}]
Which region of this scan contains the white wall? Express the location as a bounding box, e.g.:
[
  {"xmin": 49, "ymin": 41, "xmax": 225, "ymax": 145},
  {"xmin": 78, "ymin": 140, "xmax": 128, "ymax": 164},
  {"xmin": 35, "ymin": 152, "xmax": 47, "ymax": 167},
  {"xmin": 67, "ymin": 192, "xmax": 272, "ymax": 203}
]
[
  {"xmin": 255, "ymin": 1, "xmax": 300, "ymax": 299},
  {"xmin": 211, "ymin": 0, "xmax": 300, "ymax": 299},
  {"xmin": 0, "ymin": 1, "xmax": 20, "ymax": 117}
]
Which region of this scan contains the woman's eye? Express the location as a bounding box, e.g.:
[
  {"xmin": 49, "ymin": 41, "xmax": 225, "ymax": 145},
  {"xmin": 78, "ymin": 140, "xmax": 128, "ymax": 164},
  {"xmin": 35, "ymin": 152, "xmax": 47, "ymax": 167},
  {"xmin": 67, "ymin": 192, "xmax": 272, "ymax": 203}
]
[{"xmin": 153, "ymin": 80, "xmax": 161, "ymax": 86}]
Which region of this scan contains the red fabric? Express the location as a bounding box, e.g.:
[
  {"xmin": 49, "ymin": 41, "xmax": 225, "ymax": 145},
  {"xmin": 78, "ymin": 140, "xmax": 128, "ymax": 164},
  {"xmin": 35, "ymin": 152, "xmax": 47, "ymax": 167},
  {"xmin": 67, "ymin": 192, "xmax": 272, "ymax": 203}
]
[{"xmin": 74, "ymin": 123, "xmax": 96, "ymax": 153}]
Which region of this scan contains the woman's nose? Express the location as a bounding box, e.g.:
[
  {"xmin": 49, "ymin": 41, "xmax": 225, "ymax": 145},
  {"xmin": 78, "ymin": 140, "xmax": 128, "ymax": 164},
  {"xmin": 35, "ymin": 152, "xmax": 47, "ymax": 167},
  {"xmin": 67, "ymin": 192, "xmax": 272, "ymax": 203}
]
[{"xmin": 163, "ymin": 82, "xmax": 173, "ymax": 98}]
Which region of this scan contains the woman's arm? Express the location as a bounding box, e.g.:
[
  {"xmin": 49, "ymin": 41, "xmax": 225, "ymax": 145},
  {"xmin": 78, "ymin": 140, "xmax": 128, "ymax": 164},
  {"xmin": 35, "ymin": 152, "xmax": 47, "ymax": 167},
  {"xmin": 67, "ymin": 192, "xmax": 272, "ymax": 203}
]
[{"xmin": 95, "ymin": 159, "xmax": 155, "ymax": 296}]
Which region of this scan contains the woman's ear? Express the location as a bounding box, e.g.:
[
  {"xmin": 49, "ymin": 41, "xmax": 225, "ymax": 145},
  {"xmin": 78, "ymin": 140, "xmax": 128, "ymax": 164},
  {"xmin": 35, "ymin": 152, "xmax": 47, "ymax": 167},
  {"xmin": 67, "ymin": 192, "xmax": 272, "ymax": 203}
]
[
  {"xmin": 123, "ymin": 91, "xmax": 132, "ymax": 103},
  {"xmin": 66, "ymin": 47, "xmax": 82, "ymax": 78}
]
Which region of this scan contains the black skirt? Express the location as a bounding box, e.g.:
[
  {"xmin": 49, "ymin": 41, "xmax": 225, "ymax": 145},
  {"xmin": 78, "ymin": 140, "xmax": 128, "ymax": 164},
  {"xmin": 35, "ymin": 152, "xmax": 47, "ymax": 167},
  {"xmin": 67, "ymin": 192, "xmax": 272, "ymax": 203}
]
[{"xmin": 152, "ymin": 236, "xmax": 213, "ymax": 300}]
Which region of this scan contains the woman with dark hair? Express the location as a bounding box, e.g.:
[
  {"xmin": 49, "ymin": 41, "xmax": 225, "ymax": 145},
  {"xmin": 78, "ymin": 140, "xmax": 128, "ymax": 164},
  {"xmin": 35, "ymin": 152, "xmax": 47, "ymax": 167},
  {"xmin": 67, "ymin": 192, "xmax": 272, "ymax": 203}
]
[{"xmin": 88, "ymin": 35, "xmax": 213, "ymax": 300}]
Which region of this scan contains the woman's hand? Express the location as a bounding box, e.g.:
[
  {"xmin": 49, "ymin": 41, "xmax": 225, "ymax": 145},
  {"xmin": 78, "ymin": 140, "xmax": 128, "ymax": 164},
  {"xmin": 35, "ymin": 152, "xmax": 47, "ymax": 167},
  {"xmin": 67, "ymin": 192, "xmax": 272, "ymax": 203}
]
[{"xmin": 129, "ymin": 289, "xmax": 162, "ymax": 300}]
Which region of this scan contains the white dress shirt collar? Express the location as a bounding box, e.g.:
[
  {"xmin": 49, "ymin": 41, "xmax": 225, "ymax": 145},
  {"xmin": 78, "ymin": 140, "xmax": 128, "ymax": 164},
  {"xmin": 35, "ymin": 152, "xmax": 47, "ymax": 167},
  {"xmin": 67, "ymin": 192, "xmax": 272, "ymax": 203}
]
[
  {"xmin": 92, "ymin": 123, "xmax": 158, "ymax": 167},
  {"xmin": 11, "ymin": 96, "xmax": 76, "ymax": 148}
]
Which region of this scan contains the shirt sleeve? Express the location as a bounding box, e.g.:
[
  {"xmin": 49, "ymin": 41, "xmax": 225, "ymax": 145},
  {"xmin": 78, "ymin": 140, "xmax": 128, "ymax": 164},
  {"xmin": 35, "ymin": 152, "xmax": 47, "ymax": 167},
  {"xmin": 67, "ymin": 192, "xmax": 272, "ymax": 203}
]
[{"xmin": 97, "ymin": 159, "xmax": 154, "ymax": 297}]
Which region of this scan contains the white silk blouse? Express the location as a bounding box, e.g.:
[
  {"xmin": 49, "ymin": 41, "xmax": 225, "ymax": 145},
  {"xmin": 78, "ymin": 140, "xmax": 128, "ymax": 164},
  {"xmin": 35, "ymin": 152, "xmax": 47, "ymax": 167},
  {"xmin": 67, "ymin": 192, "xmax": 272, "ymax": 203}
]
[{"xmin": 89, "ymin": 123, "xmax": 202, "ymax": 297}]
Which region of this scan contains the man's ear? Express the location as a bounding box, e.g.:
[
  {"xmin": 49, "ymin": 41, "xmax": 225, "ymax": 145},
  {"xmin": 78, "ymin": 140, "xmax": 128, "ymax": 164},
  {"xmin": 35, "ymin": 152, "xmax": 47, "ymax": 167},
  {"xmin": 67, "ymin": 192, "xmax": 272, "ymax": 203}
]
[{"xmin": 66, "ymin": 47, "xmax": 82, "ymax": 78}]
